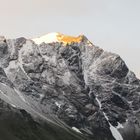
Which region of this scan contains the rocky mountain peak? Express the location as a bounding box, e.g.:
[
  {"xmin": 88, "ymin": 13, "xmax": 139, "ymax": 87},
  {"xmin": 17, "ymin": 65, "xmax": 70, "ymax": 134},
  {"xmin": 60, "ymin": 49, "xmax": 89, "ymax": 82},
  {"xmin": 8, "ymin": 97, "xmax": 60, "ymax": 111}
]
[{"xmin": 0, "ymin": 34, "xmax": 140, "ymax": 140}]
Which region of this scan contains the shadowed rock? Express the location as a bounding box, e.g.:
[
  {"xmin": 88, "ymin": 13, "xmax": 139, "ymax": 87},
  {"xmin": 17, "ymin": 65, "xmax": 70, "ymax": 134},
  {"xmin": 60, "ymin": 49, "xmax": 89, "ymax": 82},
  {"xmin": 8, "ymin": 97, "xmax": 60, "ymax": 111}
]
[{"xmin": 0, "ymin": 34, "xmax": 139, "ymax": 140}]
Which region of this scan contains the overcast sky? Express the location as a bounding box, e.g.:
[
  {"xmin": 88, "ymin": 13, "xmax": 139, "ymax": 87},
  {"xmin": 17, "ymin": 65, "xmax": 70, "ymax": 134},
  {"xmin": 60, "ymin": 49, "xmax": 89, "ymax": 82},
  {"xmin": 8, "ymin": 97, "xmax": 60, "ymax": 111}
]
[{"xmin": 0, "ymin": 0, "xmax": 140, "ymax": 78}]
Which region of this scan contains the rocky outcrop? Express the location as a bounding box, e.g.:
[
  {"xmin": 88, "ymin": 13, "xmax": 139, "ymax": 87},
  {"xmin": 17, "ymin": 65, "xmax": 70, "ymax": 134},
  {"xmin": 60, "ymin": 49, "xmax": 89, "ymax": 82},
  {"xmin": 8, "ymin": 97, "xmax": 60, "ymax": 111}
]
[{"xmin": 0, "ymin": 34, "xmax": 140, "ymax": 140}]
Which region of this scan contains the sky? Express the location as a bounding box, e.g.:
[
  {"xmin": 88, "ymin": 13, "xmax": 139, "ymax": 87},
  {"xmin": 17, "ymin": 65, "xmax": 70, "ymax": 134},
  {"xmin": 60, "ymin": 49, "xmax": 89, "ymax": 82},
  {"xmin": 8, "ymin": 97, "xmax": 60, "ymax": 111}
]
[{"xmin": 0, "ymin": 0, "xmax": 140, "ymax": 78}]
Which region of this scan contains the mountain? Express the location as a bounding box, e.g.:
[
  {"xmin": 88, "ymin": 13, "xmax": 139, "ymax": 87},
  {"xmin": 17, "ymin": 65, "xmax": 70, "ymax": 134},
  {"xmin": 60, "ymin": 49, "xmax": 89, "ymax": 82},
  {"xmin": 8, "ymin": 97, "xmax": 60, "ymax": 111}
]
[{"xmin": 0, "ymin": 33, "xmax": 140, "ymax": 140}]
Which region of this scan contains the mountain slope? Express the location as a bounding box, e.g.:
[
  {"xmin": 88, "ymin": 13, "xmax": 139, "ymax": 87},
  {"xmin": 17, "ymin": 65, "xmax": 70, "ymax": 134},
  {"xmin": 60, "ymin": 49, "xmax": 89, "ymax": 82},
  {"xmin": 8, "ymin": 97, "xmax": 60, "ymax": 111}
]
[{"xmin": 0, "ymin": 34, "xmax": 140, "ymax": 140}]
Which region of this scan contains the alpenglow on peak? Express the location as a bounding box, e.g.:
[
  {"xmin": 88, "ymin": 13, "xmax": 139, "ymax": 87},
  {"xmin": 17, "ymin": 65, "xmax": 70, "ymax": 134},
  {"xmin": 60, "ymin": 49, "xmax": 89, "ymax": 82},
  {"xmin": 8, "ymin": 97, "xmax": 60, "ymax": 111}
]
[{"xmin": 32, "ymin": 32, "xmax": 85, "ymax": 45}]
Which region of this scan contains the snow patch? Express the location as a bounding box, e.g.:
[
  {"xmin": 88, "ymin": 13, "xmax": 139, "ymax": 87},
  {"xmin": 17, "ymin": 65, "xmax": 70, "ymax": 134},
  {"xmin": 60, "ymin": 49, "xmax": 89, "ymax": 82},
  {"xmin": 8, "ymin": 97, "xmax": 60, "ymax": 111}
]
[
  {"xmin": 95, "ymin": 97, "xmax": 102, "ymax": 109},
  {"xmin": 117, "ymin": 122, "xmax": 124, "ymax": 129},
  {"xmin": 32, "ymin": 32, "xmax": 59, "ymax": 45},
  {"xmin": 55, "ymin": 102, "xmax": 61, "ymax": 108},
  {"xmin": 32, "ymin": 32, "xmax": 83, "ymax": 45},
  {"xmin": 72, "ymin": 127, "xmax": 82, "ymax": 134},
  {"xmin": 110, "ymin": 124, "xmax": 123, "ymax": 140},
  {"xmin": 11, "ymin": 104, "xmax": 17, "ymax": 108},
  {"xmin": 103, "ymin": 112, "xmax": 123, "ymax": 140},
  {"xmin": 96, "ymin": 97, "xmax": 123, "ymax": 140},
  {"xmin": 39, "ymin": 94, "xmax": 44, "ymax": 99}
]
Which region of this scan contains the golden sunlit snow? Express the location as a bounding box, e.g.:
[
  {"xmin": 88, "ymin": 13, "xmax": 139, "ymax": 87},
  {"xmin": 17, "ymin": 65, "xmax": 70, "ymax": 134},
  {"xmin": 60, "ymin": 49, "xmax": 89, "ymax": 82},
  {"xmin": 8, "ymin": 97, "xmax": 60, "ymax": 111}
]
[{"xmin": 32, "ymin": 32, "xmax": 83, "ymax": 45}]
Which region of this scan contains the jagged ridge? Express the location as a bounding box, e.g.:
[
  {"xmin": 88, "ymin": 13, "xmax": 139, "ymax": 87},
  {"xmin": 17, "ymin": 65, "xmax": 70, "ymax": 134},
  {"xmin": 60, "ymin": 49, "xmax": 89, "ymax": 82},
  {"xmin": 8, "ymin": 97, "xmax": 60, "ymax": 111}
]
[{"xmin": 0, "ymin": 34, "xmax": 140, "ymax": 140}]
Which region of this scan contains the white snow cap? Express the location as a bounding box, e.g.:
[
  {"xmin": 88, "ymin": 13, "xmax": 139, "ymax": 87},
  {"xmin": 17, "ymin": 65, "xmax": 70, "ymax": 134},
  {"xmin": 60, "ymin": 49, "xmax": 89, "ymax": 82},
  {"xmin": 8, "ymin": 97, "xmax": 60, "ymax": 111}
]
[
  {"xmin": 32, "ymin": 32, "xmax": 59, "ymax": 45},
  {"xmin": 32, "ymin": 32, "xmax": 84, "ymax": 45}
]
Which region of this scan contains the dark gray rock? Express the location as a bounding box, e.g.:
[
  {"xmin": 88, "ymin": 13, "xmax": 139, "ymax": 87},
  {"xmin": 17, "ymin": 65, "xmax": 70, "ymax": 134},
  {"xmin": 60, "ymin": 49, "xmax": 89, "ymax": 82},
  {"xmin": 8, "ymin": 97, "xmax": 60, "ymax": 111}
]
[{"xmin": 0, "ymin": 35, "xmax": 139, "ymax": 140}]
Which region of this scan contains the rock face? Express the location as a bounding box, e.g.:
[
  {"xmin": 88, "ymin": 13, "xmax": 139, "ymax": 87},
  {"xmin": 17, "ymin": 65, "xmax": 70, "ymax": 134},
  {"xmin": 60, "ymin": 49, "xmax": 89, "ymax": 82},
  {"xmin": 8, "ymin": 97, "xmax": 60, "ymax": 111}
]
[{"xmin": 0, "ymin": 33, "xmax": 140, "ymax": 140}]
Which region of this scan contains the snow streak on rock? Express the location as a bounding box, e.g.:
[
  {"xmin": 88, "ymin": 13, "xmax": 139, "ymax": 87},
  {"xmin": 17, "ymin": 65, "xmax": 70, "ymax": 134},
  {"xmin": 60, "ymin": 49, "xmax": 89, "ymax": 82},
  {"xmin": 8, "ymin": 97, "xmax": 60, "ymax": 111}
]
[
  {"xmin": 72, "ymin": 127, "xmax": 82, "ymax": 134},
  {"xmin": 96, "ymin": 97, "xmax": 123, "ymax": 140}
]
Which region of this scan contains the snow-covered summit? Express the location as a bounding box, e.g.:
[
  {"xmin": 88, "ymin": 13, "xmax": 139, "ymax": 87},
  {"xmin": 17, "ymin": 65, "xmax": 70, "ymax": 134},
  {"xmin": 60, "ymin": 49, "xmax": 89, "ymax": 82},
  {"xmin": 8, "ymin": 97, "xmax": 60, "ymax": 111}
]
[
  {"xmin": 32, "ymin": 32, "xmax": 59, "ymax": 44},
  {"xmin": 32, "ymin": 32, "xmax": 84, "ymax": 45}
]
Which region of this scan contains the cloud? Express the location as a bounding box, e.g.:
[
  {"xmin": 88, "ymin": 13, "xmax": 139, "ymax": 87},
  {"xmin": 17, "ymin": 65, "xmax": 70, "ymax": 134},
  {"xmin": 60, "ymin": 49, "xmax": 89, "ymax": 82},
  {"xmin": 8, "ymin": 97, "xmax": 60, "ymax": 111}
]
[{"xmin": 0, "ymin": 0, "xmax": 92, "ymax": 17}]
